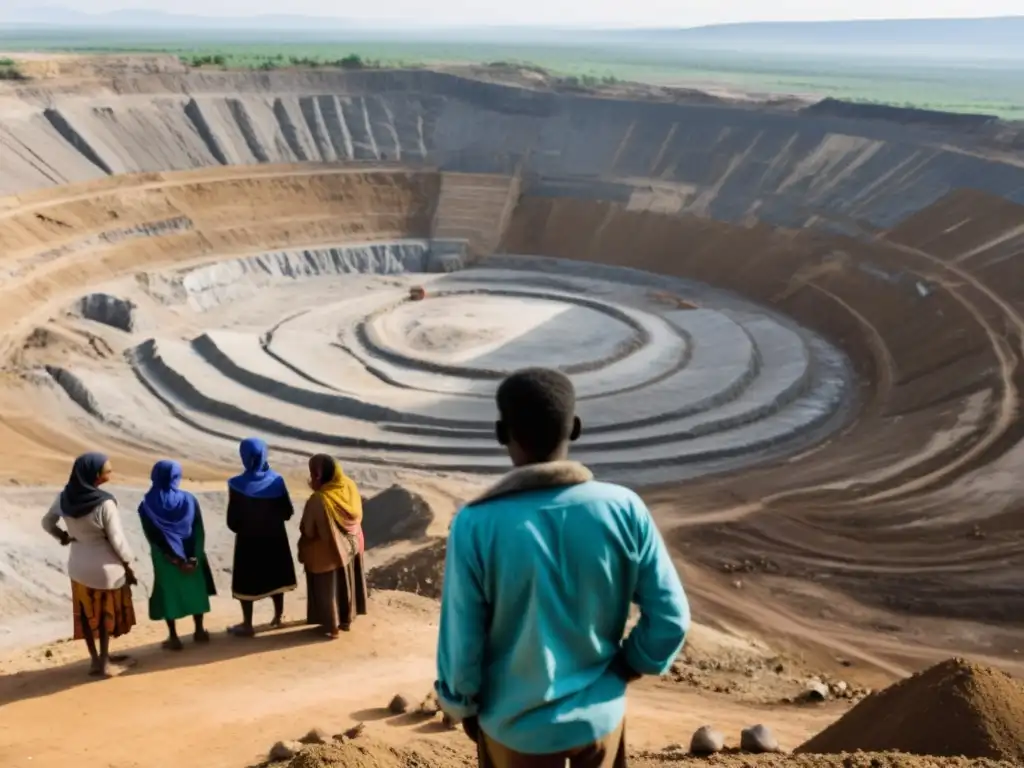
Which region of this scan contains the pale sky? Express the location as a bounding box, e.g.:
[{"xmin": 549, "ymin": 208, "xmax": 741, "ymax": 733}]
[{"xmin": 45, "ymin": 0, "xmax": 1024, "ymax": 27}]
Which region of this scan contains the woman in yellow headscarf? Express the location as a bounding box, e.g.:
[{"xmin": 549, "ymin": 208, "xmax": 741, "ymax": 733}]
[{"xmin": 298, "ymin": 454, "xmax": 368, "ymax": 637}]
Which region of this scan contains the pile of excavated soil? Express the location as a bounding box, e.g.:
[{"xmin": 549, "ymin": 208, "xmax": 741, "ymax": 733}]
[
  {"xmin": 797, "ymin": 658, "xmax": 1024, "ymax": 761},
  {"xmin": 363, "ymin": 485, "xmax": 435, "ymax": 550},
  {"xmin": 266, "ymin": 743, "xmax": 1020, "ymax": 768},
  {"xmin": 261, "ymin": 740, "xmax": 473, "ymax": 768},
  {"xmin": 367, "ymin": 540, "xmax": 447, "ymax": 599},
  {"xmin": 631, "ymin": 755, "xmax": 1018, "ymax": 767}
]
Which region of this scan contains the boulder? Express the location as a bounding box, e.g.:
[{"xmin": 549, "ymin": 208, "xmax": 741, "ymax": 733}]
[
  {"xmin": 76, "ymin": 293, "xmax": 139, "ymax": 333},
  {"xmin": 417, "ymin": 690, "xmax": 441, "ymax": 715},
  {"xmin": 388, "ymin": 694, "xmax": 411, "ymax": 715},
  {"xmin": 268, "ymin": 741, "xmax": 302, "ymax": 762},
  {"xmin": 334, "ymin": 722, "xmax": 365, "ymax": 743},
  {"xmin": 689, "ymin": 725, "xmax": 725, "ymax": 755},
  {"xmin": 741, "ymin": 724, "xmax": 780, "ymax": 753},
  {"xmin": 299, "ymin": 727, "xmax": 330, "ymax": 745}
]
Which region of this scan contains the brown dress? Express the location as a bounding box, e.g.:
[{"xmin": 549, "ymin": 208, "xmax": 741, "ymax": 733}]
[{"xmin": 298, "ymin": 495, "xmax": 368, "ymax": 631}]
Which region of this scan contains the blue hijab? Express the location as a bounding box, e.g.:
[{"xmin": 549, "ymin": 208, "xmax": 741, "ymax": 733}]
[
  {"xmin": 227, "ymin": 438, "xmax": 286, "ymax": 499},
  {"xmin": 139, "ymin": 460, "xmax": 197, "ymax": 561}
]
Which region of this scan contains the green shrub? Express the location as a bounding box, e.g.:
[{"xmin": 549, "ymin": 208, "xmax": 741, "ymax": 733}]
[
  {"xmin": 336, "ymin": 54, "xmax": 364, "ymax": 70},
  {"xmin": 0, "ymin": 63, "xmax": 25, "ymax": 81},
  {"xmin": 188, "ymin": 54, "xmax": 227, "ymax": 68}
]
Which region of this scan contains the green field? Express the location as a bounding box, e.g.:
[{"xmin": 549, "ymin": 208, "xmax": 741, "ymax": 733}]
[{"xmin": 2, "ymin": 29, "xmax": 1023, "ymax": 119}]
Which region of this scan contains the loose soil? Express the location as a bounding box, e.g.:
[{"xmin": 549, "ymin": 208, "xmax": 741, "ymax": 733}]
[
  {"xmin": 363, "ymin": 485, "xmax": 436, "ymax": 550},
  {"xmin": 266, "ymin": 740, "xmax": 1023, "ymax": 768},
  {"xmin": 798, "ymin": 658, "xmax": 1024, "ymax": 761},
  {"xmin": 368, "ymin": 540, "xmax": 447, "ymax": 599}
]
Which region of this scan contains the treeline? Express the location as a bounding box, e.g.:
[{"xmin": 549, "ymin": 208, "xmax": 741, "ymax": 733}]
[
  {"xmin": 560, "ymin": 74, "xmax": 621, "ymax": 88},
  {"xmin": 183, "ymin": 53, "xmax": 381, "ymax": 71}
]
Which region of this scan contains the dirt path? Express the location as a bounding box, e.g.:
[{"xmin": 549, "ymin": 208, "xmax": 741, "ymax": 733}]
[{"xmin": 0, "ymin": 593, "xmax": 841, "ymax": 768}]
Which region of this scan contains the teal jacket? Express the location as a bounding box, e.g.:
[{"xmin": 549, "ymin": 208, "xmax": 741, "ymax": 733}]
[{"xmin": 435, "ymin": 467, "xmax": 689, "ymax": 754}]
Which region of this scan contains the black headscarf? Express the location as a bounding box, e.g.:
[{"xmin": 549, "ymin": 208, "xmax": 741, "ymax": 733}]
[{"xmin": 59, "ymin": 452, "xmax": 116, "ymax": 518}]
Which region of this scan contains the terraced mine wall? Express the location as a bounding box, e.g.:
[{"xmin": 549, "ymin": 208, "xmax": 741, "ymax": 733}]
[
  {"xmin": 504, "ymin": 190, "xmax": 1024, "ymax": 497},
  {"xmin": 2, "ymin": 70, "xmax": 1024, "ymax": 497},
  {"xmin": 0, "ymin": 167, "xmax": 439, "ymax": 357},
  {"xmin": 3, "ymin": 70, "xmax": 1024, "ymax": 233}
]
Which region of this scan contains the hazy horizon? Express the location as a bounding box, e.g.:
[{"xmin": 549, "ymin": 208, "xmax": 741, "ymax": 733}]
[{"xmin": 4, "ymin": 1, "xmax": 1024, "ymax": 27}]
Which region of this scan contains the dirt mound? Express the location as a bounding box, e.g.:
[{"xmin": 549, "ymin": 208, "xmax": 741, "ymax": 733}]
[
  {"xmin": 363, "ymin": 485, "xmax": 435, "ymax": 550},
  {"xmin": 263, "ymin": 739, "xmax": 473, "ymax": 768},
  {"xmin": 796, "ymin": 658, "xmax": 1024, "ymax": 761},
  {"xmin": 266, "ymin": 742, "xmax": 1022, "ymax": 768},
  {"xmin": 262, "ymin": 739, "xmax": 1022, "ymax": 768},
  {"xmin": 367, "ymin": 540, "xmax": 446, "ymax": 599},
  {"xmin": 631, "ymin": 754, "xmax": 1016, "ymax": 767}
]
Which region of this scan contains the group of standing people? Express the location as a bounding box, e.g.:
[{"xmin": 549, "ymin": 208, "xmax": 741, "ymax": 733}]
[
  {"xmin": 42, "ymin": 437, "xmax": 368, "ymax": 678},
  {"xmin": 40, "ymin": 362, "xmax": 690, "ymax": 768}
]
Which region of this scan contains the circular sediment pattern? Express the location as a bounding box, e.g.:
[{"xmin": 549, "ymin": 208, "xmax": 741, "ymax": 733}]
[
  {"xmin": 61, "ymin": 244, "xmax": 851, "ymax": 484},
  {"xmin": 362, "ymin": 289, "xmax": 653, "ymax": 378}
]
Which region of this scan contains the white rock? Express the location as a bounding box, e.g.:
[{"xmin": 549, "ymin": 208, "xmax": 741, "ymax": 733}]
[
  {"xmin": 740, "ymin": 724, "xmax": 780, "ymax": 753},
  {"xmin": 689, "ymin": 726, "xmax": 725, "ymax": 755},
  {"xmin": 804, "ymin": 680, "xmax": 830, "ymax": 702}
]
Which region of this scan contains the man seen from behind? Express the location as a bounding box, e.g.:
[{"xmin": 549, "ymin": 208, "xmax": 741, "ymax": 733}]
[{"xmin": 435, "ymin": 367, "xmax": 690, "ymax": 768}]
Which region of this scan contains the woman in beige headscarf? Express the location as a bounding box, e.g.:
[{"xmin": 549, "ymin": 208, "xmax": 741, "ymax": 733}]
[
  {"xmin": 41, "ymin": 452, "xmax": 138, "ymax": 677},
  {"xmin": 297, "ymin": 454, "xmax": 368, "ymax": 637}
]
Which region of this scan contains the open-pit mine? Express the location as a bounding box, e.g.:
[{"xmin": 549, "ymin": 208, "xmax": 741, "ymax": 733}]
[{"xmin": 3, "ymin": 57, "xmax": 1024, "ymax": 768}]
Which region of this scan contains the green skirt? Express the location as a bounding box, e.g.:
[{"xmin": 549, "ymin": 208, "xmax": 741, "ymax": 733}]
[{"xmin": 148, "ymin": 551, "xmax": 215, "ymax": 621}]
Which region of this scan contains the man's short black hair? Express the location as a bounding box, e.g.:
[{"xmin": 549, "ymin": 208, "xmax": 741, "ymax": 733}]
[{"xmin": 496, "ymin": 367, "xmax": 576, "ymax": 459}]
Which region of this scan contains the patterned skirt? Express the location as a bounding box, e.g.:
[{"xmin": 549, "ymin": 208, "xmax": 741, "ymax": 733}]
[{"xmin": 71, "ymin": 579, "xmax": 137, "ymax": 640}]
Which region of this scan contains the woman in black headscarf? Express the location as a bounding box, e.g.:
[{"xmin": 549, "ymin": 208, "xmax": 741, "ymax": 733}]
[{"xmin": 42, "ymin": 452, "xmax": 139, "ymax": 678}]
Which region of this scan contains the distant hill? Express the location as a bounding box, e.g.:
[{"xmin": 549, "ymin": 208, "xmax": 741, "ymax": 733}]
[
  {"xmin": 609, "ymin": 17, "xmax": 1024, "ymax": 58},
  {"xmin": 0, "ymin": 9, "xmax": 1022, "ymax": 60},
  {"xmin": 0, "ymin": 6, "xmax": 397, "ymax": 30}
]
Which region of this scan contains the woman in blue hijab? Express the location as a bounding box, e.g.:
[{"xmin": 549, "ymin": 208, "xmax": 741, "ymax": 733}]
[
  {"xmin": 226, "ymin": 437, "xmax": 297, "ymax": 637},
  {"xmin": 139, "ymin": 459, "xmax": 216, "ymax": 651}
]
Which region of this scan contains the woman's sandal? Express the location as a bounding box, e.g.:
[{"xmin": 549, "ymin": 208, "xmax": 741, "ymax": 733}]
[
  {"xmin": 227, "ymin": 624, "xmax": 255, "ymax": 638},
  {"xmin": 89, "ymin": 657, "xmax": 137, "ymax": 678}
]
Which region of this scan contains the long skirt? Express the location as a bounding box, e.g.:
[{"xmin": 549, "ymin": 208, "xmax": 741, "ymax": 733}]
[
  {"xmin": 232, "ymin": 531, "xmax": 298, "ymax": 601},
  {"xmin": 71, "ymin": 579, "xmax": 136, "ymax": 640},
  {"xmin": 305, "ymin": 554, "xmax": 368, "ymax": 631},
  {"xmin": 149, "ymin": 551, "xmax": 216, "ymax": 621}
]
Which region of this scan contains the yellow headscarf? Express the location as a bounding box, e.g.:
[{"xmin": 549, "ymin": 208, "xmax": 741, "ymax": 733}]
[{"xmin": 310, "ymin": 454, "xmax": 362, "ymax": 532}]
